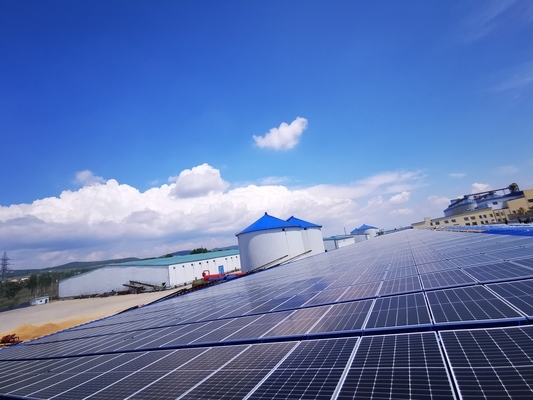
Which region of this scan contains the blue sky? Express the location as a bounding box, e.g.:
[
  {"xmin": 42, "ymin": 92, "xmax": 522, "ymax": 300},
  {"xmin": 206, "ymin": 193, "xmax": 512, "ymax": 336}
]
[{"xmin": 1, "ymin": 1, "xmax": 533, "ymax": 269}]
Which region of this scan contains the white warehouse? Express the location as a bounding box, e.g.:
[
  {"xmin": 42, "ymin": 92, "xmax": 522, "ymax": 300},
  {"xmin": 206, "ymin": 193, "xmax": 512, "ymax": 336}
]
[
  {"xmin": 58, "ymin": 249, "xmax": 240, "ymax": 298},
  {"xmin": 236, "ymin": 213, "xmax": 324, "ymax": 273}
]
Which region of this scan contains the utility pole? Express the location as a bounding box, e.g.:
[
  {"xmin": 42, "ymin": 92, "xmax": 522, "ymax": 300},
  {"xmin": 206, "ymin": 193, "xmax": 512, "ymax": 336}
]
[{"xmin": 1, "ymin": 252, "xmax": 10, "ymax": 298}]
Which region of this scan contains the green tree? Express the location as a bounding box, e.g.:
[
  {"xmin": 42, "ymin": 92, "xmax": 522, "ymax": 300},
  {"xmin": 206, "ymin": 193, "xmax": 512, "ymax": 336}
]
[
  {"xmin": 26, "ymin": 274, "xmax": 38, "ymax": 295},
  {"xmin": 190, "ymin": 247, "xmax": 209, "ymax": 255}
]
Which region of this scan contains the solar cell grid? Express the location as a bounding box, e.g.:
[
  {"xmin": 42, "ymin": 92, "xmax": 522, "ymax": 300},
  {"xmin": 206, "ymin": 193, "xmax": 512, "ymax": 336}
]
[
  {"xmin": 337, "ymin": 332, "xmax": 455, "ymax": 399},
  {"xmin": 384, "ymin": 265, "xmax": 418, "ymax": 279},
  {"xmin": 420, "ymin": 269, "xmax": 477, "ymax": 290},
  {"xmin": 337, "ymin": 281, "xmax": 381, "ymax": 301},
  {"xmin": 462, "ymin": 261, "xmax": 533, "ymax": 283},
  {"xmin": 488, "ymin": 279, "xmax": 533, "ymax": 317},
  {"xmin": 441, "ymin": 326, "xmax": 533, "ymax": 399},
  {"xmin": 263, "ymin": 306, "xmax": 329, "ymax": 337},
  {"xmin": 427, "ymin": 286, "xmax": 525, "ymax": 325},
  {"xmin": 378, "ymin": 275, "xmax": 422, "ymax": 296},
  {"xmin": 364, "ymin": 293, "xmax": 431, "ymax": 330},
  {"xmin": 416, "ymin": 260, "xmax": 460, "ymax": 274},
  {"xmin": 246, "ymin": 338, "xmax": 357, "ymax": 400},
  {"xmin": 308, "ymin": 300, "xmax": 372, "ymax": 334}
]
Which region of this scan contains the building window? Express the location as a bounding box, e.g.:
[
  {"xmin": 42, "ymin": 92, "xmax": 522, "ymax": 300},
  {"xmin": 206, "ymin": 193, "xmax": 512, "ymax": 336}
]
[
  {"xmin": 451, "ymin": 219, "xmax": 456, "ymax": 223},
  {"xmin": 464, "ymin": 217, "xmax": 469, "ymax": 221},
  {"xmin": 466, "ymin": 223, "xmax": 471, "ymax": 226},
  {"xmin": 528, "ymin": 199, "xmax": 533, "ymax": 203},
  {"xmin": 435, "ymin": 221, "xmax": 440, "ymax": 225},
  {"xmin": 470, "ymin": 216, "xmax": 476, "ymax": 220},
  {"xmin": 473, "ymin": 222, "xmax": 478, "ymax": 225},
  {"xmin": 490, "ymin": 214, "xmax": 493, "ymax": 217},
  {"xmin": 492, "ymin": 201, "xmax": 498, "ymax": 205},
  {"xmin": 444, "ymin": 220, "xmax": 449, "ymax": 224}
]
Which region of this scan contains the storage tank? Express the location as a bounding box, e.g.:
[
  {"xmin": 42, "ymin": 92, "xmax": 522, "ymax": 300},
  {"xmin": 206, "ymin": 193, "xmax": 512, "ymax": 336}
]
[
  {"xmin": 286, "ymin": 216, "xmax": 325, "ymax": 257},
  {"xmin": 236, "ymin": 213, "xmax": 304, "ymax": 273},
  {"xmin": 350, "ymin": 224, "xmax": 378, "ymax": 240}
]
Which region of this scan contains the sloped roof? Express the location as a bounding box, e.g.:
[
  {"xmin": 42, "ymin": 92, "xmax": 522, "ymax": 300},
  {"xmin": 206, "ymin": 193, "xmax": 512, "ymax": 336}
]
[
  {"xmin": 108, "ymin": 249, "xmax": 239, "ymax": 267},
  {"xmin": 236, "ymin": 212, "xmax": 300, "ymax": 236},
  {"xmin": 286, "ymin": 216, "xmax": 322, "ymax": 229},
  {"xmin": 350, "ymin": 223, "xmax": 378, "ymax": 234}
]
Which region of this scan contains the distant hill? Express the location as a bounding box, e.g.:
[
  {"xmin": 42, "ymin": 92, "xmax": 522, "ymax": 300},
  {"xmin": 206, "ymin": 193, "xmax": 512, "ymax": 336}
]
[{"xmin": 169, "ymin": 245, "xmax": 239, "ymax": 257}]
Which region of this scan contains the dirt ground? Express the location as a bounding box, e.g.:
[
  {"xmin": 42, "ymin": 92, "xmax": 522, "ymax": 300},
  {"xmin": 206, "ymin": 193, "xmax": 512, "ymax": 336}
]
[{"xmin": 0, "ymin": 289, "xmax": 181, "ymax": 343}]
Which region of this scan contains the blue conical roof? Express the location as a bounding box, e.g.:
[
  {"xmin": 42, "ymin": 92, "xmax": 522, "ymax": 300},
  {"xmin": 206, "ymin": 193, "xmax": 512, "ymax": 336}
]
[
  {"xmin": 286, "ymin": 216, "xmax": 322, "ymax": 229},
  {"xmin": 236, "ymin": 213, "xmax": 300, "ymax": 236},
  {"xmin": 350, "ymin": 224, "xmax": 378, "ymax": 234}
]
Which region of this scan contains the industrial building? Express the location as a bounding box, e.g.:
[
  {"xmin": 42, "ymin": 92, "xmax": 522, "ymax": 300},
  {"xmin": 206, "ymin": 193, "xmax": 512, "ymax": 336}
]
[
  {"xmin": 3, "ymin": 228, "xmax": 533, "ymax": 398},
  {"xmin": 236, "ymin": 213, "xmax": 324, "ymax": 273},
  {"xmin": 412, "ymin": 183, "xmax": 533, "ymax": 229},
  {"xmin": 58, "ymin": 249, "xmax": 240, "ymax": 298}
]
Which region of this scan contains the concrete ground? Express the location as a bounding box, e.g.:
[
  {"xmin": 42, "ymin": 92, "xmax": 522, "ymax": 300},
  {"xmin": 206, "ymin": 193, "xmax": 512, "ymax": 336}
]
[{"xmin": 0, "ymin": 289, "xmax": 181, "ymax": 343}]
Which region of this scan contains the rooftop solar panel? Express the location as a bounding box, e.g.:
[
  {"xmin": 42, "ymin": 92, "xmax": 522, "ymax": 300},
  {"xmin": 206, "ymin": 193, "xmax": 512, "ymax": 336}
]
[
  {"xmin": 337, "ymin": 332, "xmax": 456, "ymax": 399},
  {"xmin": 426, "ymin": 286, "xmax": 525, "ymax": 325},
  {"xmin": 2, "ymin": 229, "xmax": 533, "ymax": 399},
  {"xmin": 441, "ymin": 326, "xmax": 533, "ymax": 400}
]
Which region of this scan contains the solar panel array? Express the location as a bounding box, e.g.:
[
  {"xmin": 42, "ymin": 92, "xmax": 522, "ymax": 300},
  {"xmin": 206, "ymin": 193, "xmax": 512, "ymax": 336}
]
[{"xmin": 1, "ymin": 228, "xmax": 533, "ymax": 399}]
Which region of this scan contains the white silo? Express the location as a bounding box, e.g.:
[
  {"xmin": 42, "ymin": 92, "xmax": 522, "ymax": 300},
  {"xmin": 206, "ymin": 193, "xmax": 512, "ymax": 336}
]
[
  {"xmin": 350, "ymin": 224, "xmax": 379, "ymax": 242},
  {"xmin": 236, "ymin": 213, "xmax": 305, "ymax": 273},
  {"xmin": 286, "ymin": 216, "xmax": 325, "ymax": 257}
]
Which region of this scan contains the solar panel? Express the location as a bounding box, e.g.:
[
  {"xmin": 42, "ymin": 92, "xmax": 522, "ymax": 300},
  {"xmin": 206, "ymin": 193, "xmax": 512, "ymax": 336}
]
[
  {"xmin": 487, "ymin": 279, "xmax": 533, "ymax": 317},
  {"xmin": 420, "ymin": 269, "xmax": 477, "ymax": 290},
  {"xmin": 426, "ymin": 286, "xmax": 525, "ymax": 325},
  {"xmin": 462, "ymin": 261, "xmax": 533, "ymax": 283},
  {"xmin": 441, "ymin": 326, "xmax": 533, "ymax": 399},
  {"xmin": 337, "ymin": 332, "xmax": 455, "ymax": 399},
  {"xmin": 364, "ymin": 293, "xmax": 431, "ymax": 331},
  {"xmin": 2, "ymin": 229, "xmax": 533, "ymax": 399}
]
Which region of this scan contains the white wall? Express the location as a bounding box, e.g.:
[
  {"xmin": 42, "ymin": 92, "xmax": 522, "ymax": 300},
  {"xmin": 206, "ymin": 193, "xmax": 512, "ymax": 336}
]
[
  {"xmin": 168, "ymin": 254, "xmax": 241, "ymax": 286},
  {"xmin": 59, "ymin": 267, "xmax": 169, "ymax": 298},
  {"xmin": 239, "ymin": 229, "xmax": 292, "ymax": 273}
]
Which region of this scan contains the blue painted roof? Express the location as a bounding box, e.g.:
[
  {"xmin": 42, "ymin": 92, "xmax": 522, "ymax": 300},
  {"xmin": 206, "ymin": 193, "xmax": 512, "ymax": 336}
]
[
  {"xmin": 350, "ymin": 224, "xmax": 378, "ymax": 234},
  {"xmin": 286, "ymin": 216, "xmax": 322, "ymax": 229},
  {"xmin": 236, "ymin": 213, "xmax": 300, "ymax": 236}
]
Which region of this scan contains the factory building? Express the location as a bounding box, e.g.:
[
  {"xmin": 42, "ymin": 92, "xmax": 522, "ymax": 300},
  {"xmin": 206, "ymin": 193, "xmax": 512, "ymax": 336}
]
[
  {"xmin": 412, "ymin": 183, "xmax": 533, "ymax": 229},
  {"xmin": 323, "ymin": 235, "xmax": 356, "ymax": 251},
  {"xmin": 58, "ymin": 249, "xmax": 240, "ymax": 298},
  {"xmin": 236, "ymin": 213, "xmax": 324, "ymax": 273}
]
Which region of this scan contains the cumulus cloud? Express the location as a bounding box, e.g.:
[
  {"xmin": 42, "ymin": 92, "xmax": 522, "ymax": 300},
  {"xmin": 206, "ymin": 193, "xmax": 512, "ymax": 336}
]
[
  {"xmin": 472, "ymin": 183, "xmax": 492, "ymax": 193},
  {"xmin": 390, "ymin": 208, "xmax": 414, "ymax": 216},
  {"xmin": 388, "ymin": 191, "xmax": 410, "ymax": 204},
  {"xmin": 75, "ymin": 170, "xmax": 106, "ymax": 186},
  {"xmin": 253, "ymin": 117, "xmax": 308, "ymax": 150},
  {"xmin": 0, "ymin": 164, "xmax": 426, "ymax": 269},
  {"xmin": 428, "ymin": 195, "xmax": 450, "ymax": 207},
  {"xmin": 169, "ymin": 163, "xmax": 229, "ymax": 198}
]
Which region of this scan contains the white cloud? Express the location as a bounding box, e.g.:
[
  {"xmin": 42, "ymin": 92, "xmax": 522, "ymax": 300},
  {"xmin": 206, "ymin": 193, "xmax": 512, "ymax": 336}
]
[
  {"xmin": 253, "ymin": 117, "xmax": 307, "ymax": 150},
  {"xmin": 0, "ymin": 164, "xmax": 426, "ymax": 269},
  {"xmin": 169, "ymin": 163, "xmax": 229, "ymax": 198},
  {"xmin": 390, "ymin": 208, "xmax": 414, "ymax": 216},
  {"xmin": 449, "ymin": 173, "xmax": 466, "ymax": 179},
  {"xmin": 428, "ymin": 195, "xmax": 450, "ymax": 207},
  {"xmin": 458, "ymin": 0, "xmax": 533, "ymax": 43},
  {"xmin": 388, "ymin": 191, "xmax": 410, "ymax": 204},
  {"xmin": 259, "ymin": 176, "xmax": 291, "ymax": 185},
  {"xmin": 75, "ymin": 170, "xmax": 106, "ymax": 186},
  {"xmin": 495, "ymin": 165, "xmax": 520, "ymax": 175},
  {"xmin": 492, "ymin": 60, "xmax": 533, "ymax": 93},
  {"xmin": 472, "ymin": 183, "xmax": 492, "ymax": 193}
]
